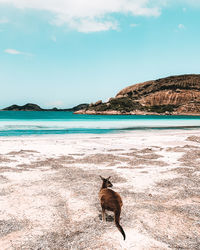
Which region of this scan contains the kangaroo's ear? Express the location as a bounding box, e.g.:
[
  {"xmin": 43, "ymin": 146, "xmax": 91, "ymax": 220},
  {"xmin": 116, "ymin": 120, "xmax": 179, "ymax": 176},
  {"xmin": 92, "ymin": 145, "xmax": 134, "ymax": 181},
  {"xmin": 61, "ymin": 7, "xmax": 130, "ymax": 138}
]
[
  {"xmin": 99, "ymin": 175, "xmax": 104, "ymax": 180},
  {"xmin": 107, "ymin": 176, "xmax": 111, "ymax": 180}
]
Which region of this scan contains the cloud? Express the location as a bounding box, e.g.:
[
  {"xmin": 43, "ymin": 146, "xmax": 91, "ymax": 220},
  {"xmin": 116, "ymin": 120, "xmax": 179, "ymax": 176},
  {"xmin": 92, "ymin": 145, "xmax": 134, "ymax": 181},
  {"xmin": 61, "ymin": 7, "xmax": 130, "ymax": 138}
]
[
  {"xmin": 0, "ymin": 0, "xmax": 162, "ymax": 32},
  {"xmin": 4, "ymin": 49, "xmax": 21, "ymax": 55},
  {"xmin": 51, "ymin": 35, "xmax": 57, "ymax": 42},
  {"xmin": 67, "ymin": 19, "xmax": 119, "ymax": 33},
  {"xmin": 178, "ymin": 24, "xmax": 185, "ymax": 29},
  {"xmin": 4, "ymin": 49, "xmax": 33, "ymax": 56},
  {"xmin": 130, "ymin": 23, "xmax": 138, "ymax": 28}
]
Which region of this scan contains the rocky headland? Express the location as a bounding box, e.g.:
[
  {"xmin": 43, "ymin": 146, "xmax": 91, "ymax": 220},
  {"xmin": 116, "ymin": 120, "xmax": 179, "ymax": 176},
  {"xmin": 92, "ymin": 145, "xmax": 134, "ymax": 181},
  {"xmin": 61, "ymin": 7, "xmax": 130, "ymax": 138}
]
[{"xmin": 75, "ymin": 74, "xmax": 200, "ymax": 115}]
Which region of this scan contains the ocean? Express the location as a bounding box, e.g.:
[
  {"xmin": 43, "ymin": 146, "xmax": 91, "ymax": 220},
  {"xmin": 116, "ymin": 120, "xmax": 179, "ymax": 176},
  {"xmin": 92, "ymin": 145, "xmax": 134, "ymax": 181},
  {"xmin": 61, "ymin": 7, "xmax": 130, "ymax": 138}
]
[{"xmin": 0, "ymin": 111, "xmax": 200, "ymax": 136}]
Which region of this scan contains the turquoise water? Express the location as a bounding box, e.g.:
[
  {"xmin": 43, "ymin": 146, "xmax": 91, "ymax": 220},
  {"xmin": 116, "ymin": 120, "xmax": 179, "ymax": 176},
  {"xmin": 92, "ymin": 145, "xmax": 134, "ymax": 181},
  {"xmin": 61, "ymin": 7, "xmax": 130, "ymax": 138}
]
[{"xmin": 0, "ymin": 111, "xmax": 200, "ymax": 136}]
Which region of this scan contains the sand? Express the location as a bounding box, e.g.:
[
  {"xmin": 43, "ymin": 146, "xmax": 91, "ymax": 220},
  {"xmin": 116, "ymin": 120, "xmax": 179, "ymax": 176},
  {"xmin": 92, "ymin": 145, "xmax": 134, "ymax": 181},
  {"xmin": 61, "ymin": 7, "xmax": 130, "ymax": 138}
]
[{"xmin": 0, "ymin": 129, "xmax": 200, "ymax": 249}]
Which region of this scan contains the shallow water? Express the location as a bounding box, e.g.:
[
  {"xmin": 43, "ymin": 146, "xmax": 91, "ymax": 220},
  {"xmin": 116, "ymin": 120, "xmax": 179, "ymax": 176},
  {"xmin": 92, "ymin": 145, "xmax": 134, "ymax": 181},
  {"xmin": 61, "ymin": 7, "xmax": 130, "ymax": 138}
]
[{"xmin": 0, "ymin": 111, "xmax": 200, "ymax": 136}]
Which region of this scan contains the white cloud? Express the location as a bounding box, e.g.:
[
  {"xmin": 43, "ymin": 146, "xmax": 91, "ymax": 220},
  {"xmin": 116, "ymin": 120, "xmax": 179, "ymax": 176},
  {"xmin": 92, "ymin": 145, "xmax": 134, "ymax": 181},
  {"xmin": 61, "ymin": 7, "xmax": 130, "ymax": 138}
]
[
  {"xmin": 68, "ymin": 19, "xmax": 119, "ymax": 33},
  {"xmin": 4, "ymin": 49, "xmax": 21, "ymax": 55},
  {"xmin": 130, "ymin": 23, "xmax": 138, "ymax": 28},
  {"xmin": 51, "ymin": 35, "xmax": 57, "ymax": 42},
  {"xmin": 4, "ymin": 49, "xmax": 33, "ymax": 56},
  {"xmin": 178, "ymin": 24, "xmax": 185, "ymax": 29},
  {"xmin": 0, "ymin": 0, "xmax": 162, "ymax": 32}
]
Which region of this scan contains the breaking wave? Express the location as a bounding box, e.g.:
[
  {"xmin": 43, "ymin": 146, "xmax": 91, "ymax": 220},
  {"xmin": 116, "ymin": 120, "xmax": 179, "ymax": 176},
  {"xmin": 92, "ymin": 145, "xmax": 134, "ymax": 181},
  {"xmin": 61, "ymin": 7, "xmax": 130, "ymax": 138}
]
[{"xmin": 0, "ymin": 111, "xmax": 200, "ymax": 136}]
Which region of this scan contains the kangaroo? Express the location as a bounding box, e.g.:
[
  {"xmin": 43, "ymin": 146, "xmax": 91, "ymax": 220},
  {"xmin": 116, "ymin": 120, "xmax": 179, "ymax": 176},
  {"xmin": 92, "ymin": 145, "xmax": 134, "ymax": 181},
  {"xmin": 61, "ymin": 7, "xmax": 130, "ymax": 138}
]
[{"xmin": 99, "ymin": 176, "xmax": 126, "ymax": 240}]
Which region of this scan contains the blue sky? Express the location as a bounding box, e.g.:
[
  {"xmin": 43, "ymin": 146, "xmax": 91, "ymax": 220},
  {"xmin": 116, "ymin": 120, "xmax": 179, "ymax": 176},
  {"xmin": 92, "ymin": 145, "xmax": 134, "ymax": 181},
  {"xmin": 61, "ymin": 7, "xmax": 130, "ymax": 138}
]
[{"xmin": 0, "ymin": 0, "xmax": 200, "ymax": 109}]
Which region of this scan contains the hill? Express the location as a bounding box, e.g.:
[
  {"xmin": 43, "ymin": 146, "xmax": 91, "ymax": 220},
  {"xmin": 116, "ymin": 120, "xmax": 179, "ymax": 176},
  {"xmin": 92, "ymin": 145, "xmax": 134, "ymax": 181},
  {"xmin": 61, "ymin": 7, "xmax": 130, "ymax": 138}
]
[
  {"xmin": 3, "ymin": 103, "xmax": 43, "ymax": 111},
  {"xmin": 2, "ymin": 103, "xmax": 89, "ymax": 112},
  {"xmin": 75, "ymin": 74, "xmax": 200, "ymax": 115}
]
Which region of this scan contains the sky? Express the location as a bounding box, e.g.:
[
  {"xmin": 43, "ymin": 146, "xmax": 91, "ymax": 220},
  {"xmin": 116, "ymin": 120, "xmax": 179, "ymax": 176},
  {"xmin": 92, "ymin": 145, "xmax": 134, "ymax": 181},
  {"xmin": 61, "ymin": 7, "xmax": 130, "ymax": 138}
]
[{"xmin": 0, "ymin": 0, "xmax": 200, "ymax": 109}]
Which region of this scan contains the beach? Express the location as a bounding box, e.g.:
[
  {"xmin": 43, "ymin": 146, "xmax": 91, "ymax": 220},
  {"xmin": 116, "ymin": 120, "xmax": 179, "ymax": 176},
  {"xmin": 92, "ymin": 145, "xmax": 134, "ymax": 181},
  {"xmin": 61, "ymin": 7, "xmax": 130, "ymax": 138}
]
[{"xmin": 0, "ymin": 129, "xmax": 200, "ymax": 249}]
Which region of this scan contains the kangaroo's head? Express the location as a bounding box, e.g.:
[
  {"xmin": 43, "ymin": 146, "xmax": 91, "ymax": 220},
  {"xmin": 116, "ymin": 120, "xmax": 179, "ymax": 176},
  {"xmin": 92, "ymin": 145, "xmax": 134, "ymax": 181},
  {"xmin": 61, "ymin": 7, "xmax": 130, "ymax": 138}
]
[{"xmin": 100, "ymin": 176, "xmax": 113, "ymax": 188}]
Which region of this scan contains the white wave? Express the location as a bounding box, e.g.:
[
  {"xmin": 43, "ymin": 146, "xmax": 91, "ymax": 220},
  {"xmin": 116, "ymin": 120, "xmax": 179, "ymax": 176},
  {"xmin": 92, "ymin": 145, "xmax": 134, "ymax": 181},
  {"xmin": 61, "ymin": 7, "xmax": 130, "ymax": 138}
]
[{"xmin": 0, "ymin": 119, "xmax": 200, "ymax": 131}]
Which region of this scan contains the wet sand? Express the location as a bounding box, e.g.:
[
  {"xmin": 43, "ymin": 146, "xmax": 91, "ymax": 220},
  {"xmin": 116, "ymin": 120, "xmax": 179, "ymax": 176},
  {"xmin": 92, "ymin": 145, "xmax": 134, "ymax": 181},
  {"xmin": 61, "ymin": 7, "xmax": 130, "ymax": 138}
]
[{"xmin": 0, "ymin": 130, "xmax": 200, "ymax": 249}]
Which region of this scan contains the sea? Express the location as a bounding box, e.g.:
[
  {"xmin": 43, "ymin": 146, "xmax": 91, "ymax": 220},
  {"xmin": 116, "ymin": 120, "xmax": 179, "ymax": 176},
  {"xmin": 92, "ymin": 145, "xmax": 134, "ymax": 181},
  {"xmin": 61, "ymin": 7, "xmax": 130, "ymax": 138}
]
[{"xmin": 0, "ymin": 111, "xmax": 200, "ymax": 136}]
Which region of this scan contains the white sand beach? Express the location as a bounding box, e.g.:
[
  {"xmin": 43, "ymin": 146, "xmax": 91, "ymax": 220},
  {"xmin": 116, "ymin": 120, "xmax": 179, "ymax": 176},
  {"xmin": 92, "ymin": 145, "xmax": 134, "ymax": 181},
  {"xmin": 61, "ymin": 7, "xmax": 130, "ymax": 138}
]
[{"xmin": 0, "ymin": 130, "xmax": 200, "ymax": 249}]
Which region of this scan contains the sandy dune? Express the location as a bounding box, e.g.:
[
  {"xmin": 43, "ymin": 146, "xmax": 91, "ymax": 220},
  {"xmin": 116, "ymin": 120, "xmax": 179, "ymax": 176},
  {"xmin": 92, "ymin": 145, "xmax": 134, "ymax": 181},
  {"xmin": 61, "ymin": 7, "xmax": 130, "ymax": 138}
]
[{"xmin": 0, "ymin": 130, "xmax": 200, "ymax": 249}]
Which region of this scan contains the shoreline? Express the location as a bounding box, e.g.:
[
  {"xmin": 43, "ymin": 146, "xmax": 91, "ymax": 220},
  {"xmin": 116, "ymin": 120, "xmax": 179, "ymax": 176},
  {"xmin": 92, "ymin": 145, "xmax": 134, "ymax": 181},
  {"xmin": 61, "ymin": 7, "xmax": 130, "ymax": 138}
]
[
  {"xmin": 74, "ymin": 109, "xmax": 200, "ymax": 116},
  {"xmin": 0, "ymin": 126, "xmax": 200, "ymax": 138},
  {"xmin": 1, "ymin": 109, "xmax": 200, "ymax": 116}
]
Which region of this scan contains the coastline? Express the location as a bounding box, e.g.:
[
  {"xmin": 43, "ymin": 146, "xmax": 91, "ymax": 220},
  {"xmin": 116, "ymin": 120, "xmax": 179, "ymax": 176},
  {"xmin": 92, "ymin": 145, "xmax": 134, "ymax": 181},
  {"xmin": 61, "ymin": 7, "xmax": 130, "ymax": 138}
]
[
  {"xmin": 74, "ymin": 109, "xmax": 200, "ymax": 116},
  {"xmin": 0, "ymin": 130, "xmax": 200, "ymax": 249}
]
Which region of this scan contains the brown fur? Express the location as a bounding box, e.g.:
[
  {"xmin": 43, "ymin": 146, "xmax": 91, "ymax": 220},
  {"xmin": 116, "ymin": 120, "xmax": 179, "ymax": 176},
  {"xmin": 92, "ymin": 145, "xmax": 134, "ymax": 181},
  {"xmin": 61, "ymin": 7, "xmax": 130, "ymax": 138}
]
[{"xmin": 99, "ymin": 176, "xmax": 126, "ymax": 240}]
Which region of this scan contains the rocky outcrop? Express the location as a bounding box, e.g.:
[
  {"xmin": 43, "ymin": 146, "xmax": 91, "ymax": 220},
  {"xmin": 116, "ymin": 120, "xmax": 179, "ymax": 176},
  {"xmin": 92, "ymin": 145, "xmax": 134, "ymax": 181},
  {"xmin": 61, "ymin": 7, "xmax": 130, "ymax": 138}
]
[
  {"xmin": 2, "ymin": 103, "xmax": 89, "ymax": 112},
  {"xmin": 70, "ymin": 103, "xmax": 89, "ymax": 112},
  {"xmin": 3, "ymin": 103, "xmax": 43, "ymax": 111},
  {"xmin": 75, "ymin": 74, "xmax": 200, "ymax": 115}
]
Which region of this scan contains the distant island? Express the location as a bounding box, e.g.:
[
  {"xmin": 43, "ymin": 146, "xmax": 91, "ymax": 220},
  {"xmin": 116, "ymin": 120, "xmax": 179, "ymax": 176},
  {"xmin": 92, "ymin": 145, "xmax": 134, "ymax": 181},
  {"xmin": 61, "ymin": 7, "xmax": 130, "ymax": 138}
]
[
  {"xmin": 75, "ymin": 74, "xmax": 200, "ymax": 115},
  {"xmin": 2, "ymin": 103, "xmax": 89, "ymax": 112}
]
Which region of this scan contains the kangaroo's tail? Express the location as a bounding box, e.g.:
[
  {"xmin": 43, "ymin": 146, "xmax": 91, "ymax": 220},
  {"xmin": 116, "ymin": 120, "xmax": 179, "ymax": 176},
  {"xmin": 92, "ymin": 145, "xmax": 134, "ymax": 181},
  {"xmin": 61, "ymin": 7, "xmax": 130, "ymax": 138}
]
[{"xmin": 114, "ymin": 207, "xmax": 126, "ymax": 240}]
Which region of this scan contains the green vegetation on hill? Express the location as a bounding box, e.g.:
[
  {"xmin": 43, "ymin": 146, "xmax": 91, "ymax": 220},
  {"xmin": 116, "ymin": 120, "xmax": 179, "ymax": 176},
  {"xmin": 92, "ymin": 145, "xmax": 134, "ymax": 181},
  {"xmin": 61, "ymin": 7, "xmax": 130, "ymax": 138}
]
[{"xmin": 88, "ymin": 98, "xmax": 144, "ymax": 113}]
